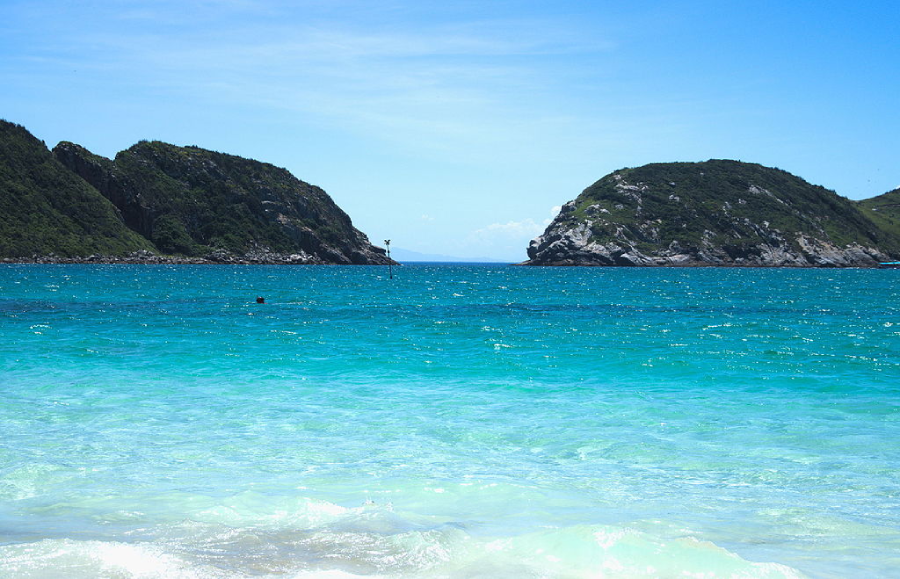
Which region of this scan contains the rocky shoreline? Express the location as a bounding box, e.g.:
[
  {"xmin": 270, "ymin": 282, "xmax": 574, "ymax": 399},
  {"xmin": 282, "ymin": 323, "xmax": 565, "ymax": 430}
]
[
  {"xmin": 0, "ymin": 121, "xmax": 395, "ymax": 265},
  {"xmin": 524, "ymin": 161, "xmax": 900, "ymax": 268},
  {"xmin": 526, "ymin": 224, "xmax": 891, "ymax": 268},
  {"xmin": 2, "ymin": 250, "xmax": 399, "ymax": 266}
]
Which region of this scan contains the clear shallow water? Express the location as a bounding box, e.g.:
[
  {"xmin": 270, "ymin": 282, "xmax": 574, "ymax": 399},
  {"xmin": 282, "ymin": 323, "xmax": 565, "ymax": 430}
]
[{"xmin": 0, "ymin": 264, "xmax": 898, "ymax": 578}]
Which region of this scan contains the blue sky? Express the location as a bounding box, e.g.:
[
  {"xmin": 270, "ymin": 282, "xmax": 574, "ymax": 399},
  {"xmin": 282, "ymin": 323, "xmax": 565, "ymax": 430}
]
[{"xmin": 2, "ymin": 0, "xmax": 898, "ymax": 261}]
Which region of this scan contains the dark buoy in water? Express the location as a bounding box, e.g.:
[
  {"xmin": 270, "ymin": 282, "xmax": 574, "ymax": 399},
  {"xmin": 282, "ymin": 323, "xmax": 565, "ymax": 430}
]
[{"xmin": 256, "ymin": 296, "xmax": 265, "ymax": 304}]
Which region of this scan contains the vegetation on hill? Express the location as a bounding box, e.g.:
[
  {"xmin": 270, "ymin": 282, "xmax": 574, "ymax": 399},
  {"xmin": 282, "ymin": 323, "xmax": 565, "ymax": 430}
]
[
  {"xmin": 3, "ymin": 117, "xmax": 896, "ymax": 267},
  {"xmin": 527, "ymin": 160, "xmax": 900, "ymax": 266},
  {"xmin": 53, "ymin": 140, "xmax": 389, "ymax": 264},
  {"xmin": 858, "ymin": 188, "xmax": 900, "ymax": 241},
  {"xmin": 0, "ymin": 120, "xmax": 154, "ymax": 258}
]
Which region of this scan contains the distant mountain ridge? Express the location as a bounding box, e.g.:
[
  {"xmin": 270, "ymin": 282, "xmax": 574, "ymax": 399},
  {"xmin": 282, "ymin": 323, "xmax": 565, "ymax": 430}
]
[
  {"xmin": 526, "ymin": 160, "xmax": 900, "ymax": 267},
  {"xmin": 0, "ymin": 119, "xmax": 391, "ymax": 264}
]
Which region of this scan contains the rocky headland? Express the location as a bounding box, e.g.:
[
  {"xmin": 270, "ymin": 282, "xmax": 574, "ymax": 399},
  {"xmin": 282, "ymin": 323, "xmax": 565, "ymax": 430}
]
[
  {"xmin": 526, "ymin": 160, "xmax": 900, "ymax": 267},
  {"xmin": 1, "ymin": 119, "xmax": 393, "ymax": 265}
]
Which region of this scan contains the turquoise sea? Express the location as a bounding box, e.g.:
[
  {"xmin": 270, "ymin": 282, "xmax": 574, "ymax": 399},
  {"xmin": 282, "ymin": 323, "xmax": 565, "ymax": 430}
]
[{"xmin": 1, "ymin": 264, "xmax": 898, "ymax": 578}]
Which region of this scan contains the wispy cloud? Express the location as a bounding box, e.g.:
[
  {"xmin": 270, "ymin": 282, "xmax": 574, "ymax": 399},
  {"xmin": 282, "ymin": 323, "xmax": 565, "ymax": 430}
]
[
  {"xmin": 545, "ymin": 205, "xmax": 562, "ymax": 225},
  {"xmin": 473, "ymin": 219, "xmax": 545, "ymax": 238},
  {"xmin": 455, "ymin": 204, "xmax": 562, "ymax": 260},
  {"xmin": 458, "ymin": 216, "xmax": 544, "ymax": 260},
  {"xmin": 41, "ymin": 3, "xmax": 613, "ymax": 161}
]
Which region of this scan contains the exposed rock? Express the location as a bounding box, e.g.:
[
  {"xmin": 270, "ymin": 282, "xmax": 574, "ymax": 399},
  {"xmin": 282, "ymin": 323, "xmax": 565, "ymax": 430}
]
[
  {"xmin": 8, "ymin": 249, "xmax": 394, "ymax": 265},
  {"xmin": 525, "ymin": 160, "xmax": 899, "ymax": 267}
]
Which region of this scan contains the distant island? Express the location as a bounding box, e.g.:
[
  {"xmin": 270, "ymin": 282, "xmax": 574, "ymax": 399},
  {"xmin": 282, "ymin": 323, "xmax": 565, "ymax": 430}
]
[
  {"xmin": 525, "ymin": 160, "xmax": 900, "ymax": 267},
  {"xmin": 0, "ymin": 120, "xmax": 393, "ymax": 265}
]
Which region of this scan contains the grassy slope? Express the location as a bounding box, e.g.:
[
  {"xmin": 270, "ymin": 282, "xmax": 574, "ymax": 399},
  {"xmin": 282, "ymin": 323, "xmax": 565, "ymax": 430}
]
[{"xmin": 858, "ymin": 188, "xmax": 900, "ymax": 242}]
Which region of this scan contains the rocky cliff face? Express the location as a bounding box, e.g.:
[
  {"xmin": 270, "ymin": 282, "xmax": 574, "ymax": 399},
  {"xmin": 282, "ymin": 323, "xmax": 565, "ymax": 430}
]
[
  {"xmin": 54, "ymin": 140, "xmax": 391, "ymax": 265},
  {"xmin": 526, "ymin": 160, "xmax": 898, "ymax": 267}
]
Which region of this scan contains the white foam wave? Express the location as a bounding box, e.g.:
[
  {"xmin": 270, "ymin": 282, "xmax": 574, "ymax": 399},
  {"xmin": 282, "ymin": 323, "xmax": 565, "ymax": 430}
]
[
  {"xmin": 0, "ymin": 519, "xmax": 807, "ymax": 579},
  {"xmin": 0, "ymin": 539, "xmax": 220, "ymax": 579}
]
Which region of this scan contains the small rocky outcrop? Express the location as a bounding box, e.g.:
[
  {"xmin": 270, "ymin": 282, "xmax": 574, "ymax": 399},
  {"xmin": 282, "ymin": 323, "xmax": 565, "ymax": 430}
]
[{"xmin": 525, "ymin": 160, "xmax": 899, "ymax": 267}]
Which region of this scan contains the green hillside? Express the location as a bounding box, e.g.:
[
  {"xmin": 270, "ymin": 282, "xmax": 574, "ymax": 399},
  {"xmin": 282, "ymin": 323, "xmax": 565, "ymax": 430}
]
[
  {"xmin": 527, "ymin": 160, "xmax": 900, "ymax": 266},
  {"xmin": 0, "ymin": 120, "xmax": 154, "ymax": 258},
  {"xmin": 858, "ymin": 188, "xmax": 900, "ymax": 240},
  {"xmin": 54, "ymin": 140, "xmax": 389, "ymax": 264}
]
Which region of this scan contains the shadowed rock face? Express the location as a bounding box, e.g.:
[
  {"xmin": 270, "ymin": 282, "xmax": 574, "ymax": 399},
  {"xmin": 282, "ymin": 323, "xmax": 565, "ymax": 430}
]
[
  {"xmin": 525, "ymin": 160, "xmax": 899, "ymax": 267},
  {"xmin": 53, "ymin": 140, "xmax": 392, "ymax": 265},
  {"xmin": 0, "ymin": 120, "xmax": 154, "ymax": 258}
]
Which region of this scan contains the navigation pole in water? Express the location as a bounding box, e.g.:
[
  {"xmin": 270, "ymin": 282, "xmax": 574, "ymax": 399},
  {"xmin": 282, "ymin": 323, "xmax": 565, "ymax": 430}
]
[{"xmin": 384, "ymin": 239, "xmax": 393, "ymax": 279}]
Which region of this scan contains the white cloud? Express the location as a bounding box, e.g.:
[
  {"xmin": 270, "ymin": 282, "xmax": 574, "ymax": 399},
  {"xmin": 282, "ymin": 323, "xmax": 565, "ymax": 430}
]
[
  {"xmin": 473, "ymin": 218, "xmax": 545, "ymax": 239},
  {"xmin": 544, "ymin": 205, "xmax": 562, "ymax": 225},
  {"xmin": 465, "ymin": 217, "xmax": 545, "ymax": 253},
  {"xmin": 453, "ymin": 205, "xmax": 566, "ymax": 260},
  {"xmin": 458, "ymin": 204, "xmax": 566, "ymax": 259},
  {"xmin": 453, "ymin": 217, "xmax": 543, "ymax": 260}
]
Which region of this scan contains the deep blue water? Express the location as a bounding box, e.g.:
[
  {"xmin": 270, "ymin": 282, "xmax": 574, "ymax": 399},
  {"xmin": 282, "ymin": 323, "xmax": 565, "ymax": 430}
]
[{"xmin": 1, "ymin": 264, "xmax": 898, "ymax": 578}]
